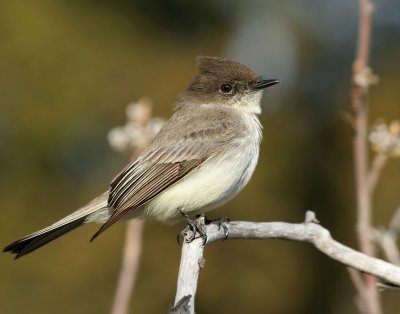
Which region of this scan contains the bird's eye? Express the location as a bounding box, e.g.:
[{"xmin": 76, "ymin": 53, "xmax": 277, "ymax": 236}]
[{"xmin": 220, "ymin": 83, "xmax": 233, "ymax": 94}]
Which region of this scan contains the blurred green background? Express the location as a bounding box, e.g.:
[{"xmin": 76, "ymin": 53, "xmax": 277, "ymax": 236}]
[{"xmin": 1, "ymin": 1, "xmax": 400, "ymax": 313}]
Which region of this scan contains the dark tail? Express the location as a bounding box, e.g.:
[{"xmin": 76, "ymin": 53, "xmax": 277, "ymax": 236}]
[
  {"xmin": 3, "ymin": 217, "xmax": 86, "ymax": 259},
  {"xmin": 3, "ymin": 191, "xmax": 109, "ymax": 259}
]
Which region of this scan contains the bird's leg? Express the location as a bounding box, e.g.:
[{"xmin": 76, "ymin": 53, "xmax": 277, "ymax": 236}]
[
  {"xmin": 177, "ymin": 207, "xmax": 207, "ymax": 245},
  {"xmin": 204, "ymin": 216, "xmax": 230, "ymax": 240}
]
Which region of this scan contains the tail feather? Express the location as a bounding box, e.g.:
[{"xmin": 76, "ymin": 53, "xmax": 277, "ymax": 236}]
[
  {"xmin": 3, "ymin": 191, "xmax": 109, "ymax": 259},
  {"xmin": 4, "ymin": 217, "xmax": 87, "ymax": 259}
]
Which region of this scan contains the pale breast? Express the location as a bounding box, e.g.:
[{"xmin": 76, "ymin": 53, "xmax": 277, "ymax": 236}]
[{"xmin": 143, "ymin": 112, "xmax": 262, "ymax": 223}]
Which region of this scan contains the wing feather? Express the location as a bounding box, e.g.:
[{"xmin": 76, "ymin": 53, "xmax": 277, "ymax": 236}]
[
  {"xmin": 91, "ymin": 158, "xmax": 203, "ymax": 240},
  {"xmin": 91, "ymin": 107, "xmax": 242, "ymax": 240}
]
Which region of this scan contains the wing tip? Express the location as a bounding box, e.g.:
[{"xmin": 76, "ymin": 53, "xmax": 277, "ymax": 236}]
[
  {"xmin": 90, "ymin": 221, "xmax": 112, "ymax": 242},
  {"xmin": 89, "ymin": 229, "xmax": 102, "ymax": 242},
  {"xmin": 90, "ymin": 211, "xmax": 127, "ymax": 242}
]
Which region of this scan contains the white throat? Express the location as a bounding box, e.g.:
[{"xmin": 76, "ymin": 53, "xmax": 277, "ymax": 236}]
[{"xmin": 233, "ymin": 90, "xmax": 263, "ymax": 115}]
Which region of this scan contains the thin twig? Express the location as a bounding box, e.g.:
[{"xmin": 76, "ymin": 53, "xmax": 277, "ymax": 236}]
[
  {"xmin": 388, "ymin": 207, "xmax": 400, "ymax": 234},
  {"xmin": 348, "ymin": 267, "xmax": 367, "ymax": 297},
  {"xmin": 351, "ymin": 0, "xmax": 382, "ymax": 313},
  {"xmin": 373, "ymin": 207, "xmax": 400, "ymax": 265},
  {"xmin": 110, "ymin": 99, "xmax": 162, "ymax": 314},
  {"xmin": 172, "ymin": 213, "xmax": 400, "ymax": 314},
  {"xmin": 367, "ymin": 152, "xmax": 388, "ymax": 194},
  {"xmin": 111, "ymin": 220, "xmax": 144, "ymax": 314},
  {"xmin": 352, "ymin": 0, "xmax": 375, "ymax": 257},
  {"xmin": 374, "ymin": 227, "xmax": 400, "ymax": 266}
]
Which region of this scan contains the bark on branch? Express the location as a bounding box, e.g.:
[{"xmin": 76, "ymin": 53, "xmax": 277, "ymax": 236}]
[{"xmin": 171, "ymin": 212, "xmax": 400, "ymax": 314}]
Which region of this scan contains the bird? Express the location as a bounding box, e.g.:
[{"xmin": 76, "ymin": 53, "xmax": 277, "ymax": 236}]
[{"xmin": 3, "ymin": 56, "xmax": 279, "ymax": 258}]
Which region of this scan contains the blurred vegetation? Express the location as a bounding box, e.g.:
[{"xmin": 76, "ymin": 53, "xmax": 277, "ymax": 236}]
[{"xmin": 1, "ymin": 1, "xmax": 399, "ymax": 314}]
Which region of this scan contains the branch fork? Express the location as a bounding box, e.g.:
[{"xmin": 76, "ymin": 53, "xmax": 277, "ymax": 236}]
[{"xmin": 171, "ymin": 212, "xmax": 400, "ymax": 314}]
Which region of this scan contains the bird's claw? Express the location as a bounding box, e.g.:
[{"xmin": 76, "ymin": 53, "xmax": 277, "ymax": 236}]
[
  {"xmin": 205, "ymin": 216, "xmax": 230, "ymax": 240},
  {"xmin": 177, "ymin": 208, "xmax": 208, "ymax": 245}
]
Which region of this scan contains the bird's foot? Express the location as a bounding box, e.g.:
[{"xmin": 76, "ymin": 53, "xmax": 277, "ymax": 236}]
[
  {"xmin": 205, "ymin": 216, "xmax": 230, "ymax": 240},
  {"xmin": 177, "ymin": 208, "xmax": 207, "ymax": 245}
]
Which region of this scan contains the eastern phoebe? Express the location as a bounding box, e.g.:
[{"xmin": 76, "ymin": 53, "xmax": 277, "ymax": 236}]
[{"xmin": 4, "ymin": 56, "xmax": 279, "ymax": 258}]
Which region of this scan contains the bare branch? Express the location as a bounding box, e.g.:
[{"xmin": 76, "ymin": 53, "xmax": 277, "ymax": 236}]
[
  {"xmin": 351, "ymin": 0, "xmax": 382, "ymax": 312},
  {"xmin": 348, "ymin": 268, "xmax": 369, "ymax": 313},
  {"xmin": 353, "ymin": 0, "xmax": 374, "ymax": 80},
  {"xmin": 388, "ymin": 207, "xmax": 400, "ymax": 234},
  {"xmin": 174, "ymin": 234, "xmax": 205, "ymax": 311},
  {"xmin": 348, "ymin": 267, "xmax": 367, "ymax": 296},
  {"xmin": 173, "ymin": 213, "xmax": 400, "ymax": 314},
  {"xmin": 373, "ymin": 227, "xmax": 400, "ymax": 266},
  {"xmin": 367, "ymin": 152, "xmax": 388, "ymax": 194},
  {"xmin": 352, "ymin": 0, "xmax": 375, "ymax": 257},
  {"xmin": 373, "ymin": 207, "xmax": 400, "ymax": 266},
  {"xmin": 111, "ymin": 220, "xmax": 144, "ymax": 314},
  {"xmin": 109, "ymin": 98, "xmax": 165, "ymax": 314}
]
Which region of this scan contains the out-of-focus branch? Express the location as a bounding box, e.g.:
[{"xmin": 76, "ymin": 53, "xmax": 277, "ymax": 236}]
[
  {"xmin": 368, "ymin": 120, "xmax": 400, "ymax": 280},
  {"xmin": 352, "ymin": 0, "xmax": 375, "ymax": 258},
  {"xmin": 111, "ymin": 220, "xmax": 144, "ymax": 314},
  {"xmin": 109, "ymin": 98, "xmax": 165, "ymax": 314},
  {"xmin": 171, "ymin": 212, "xmax": 400, "ymax": 314},
  {"xmin": 368, "ymin": 120, "xmax": 400, "ymax": 194},
  {"xmin": 353, "ymin": 0, "xmax": 373, "ymax": 81},
  {"xmin": 367, "ymin": 152, "xmax": 387, "ymax": 194},
  {"xmin": 351, "ymin": 0, "xmax": 382, "ymax": 313},
  {"xmin": 373, "ymin": 207, "xmax": 400, "ymax": 266}
]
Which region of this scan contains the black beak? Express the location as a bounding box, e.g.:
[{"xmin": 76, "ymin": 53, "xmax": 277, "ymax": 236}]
[{"xmin": 251, "ymin": 79, "xmax": 280, "ymax": 90}]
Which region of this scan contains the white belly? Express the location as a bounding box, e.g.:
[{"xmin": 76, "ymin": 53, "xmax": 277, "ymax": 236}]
[
  {"xmin": 88, "ymin": 107, "xmax": 263, "ymax": 225},
  {"xmin": 142, "ymin": 124, "xmax": 261, "ymax": 223}
]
